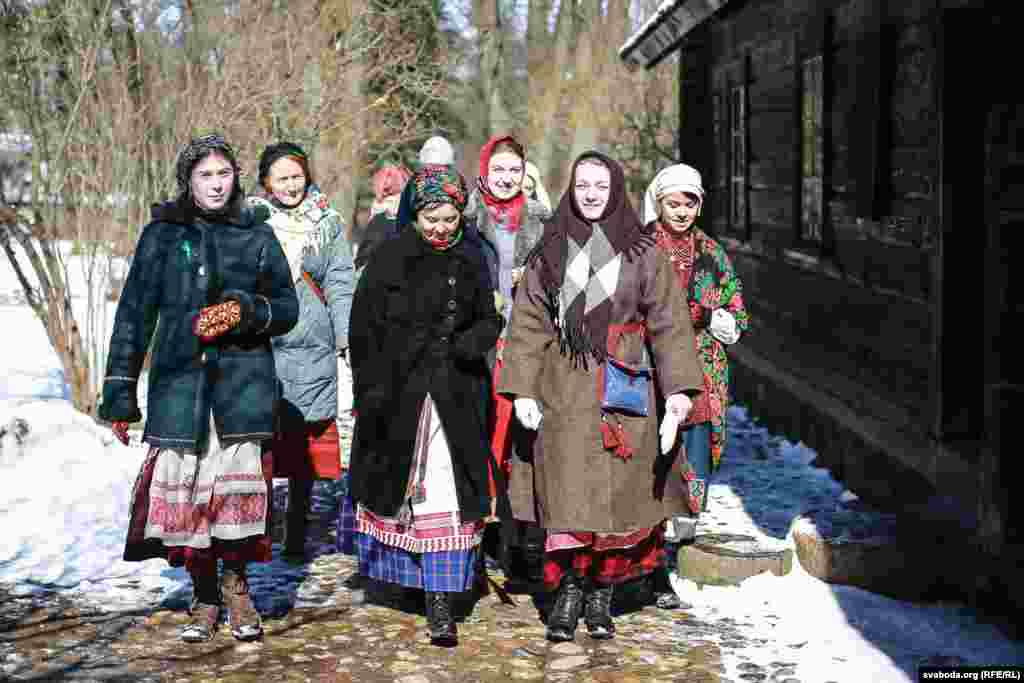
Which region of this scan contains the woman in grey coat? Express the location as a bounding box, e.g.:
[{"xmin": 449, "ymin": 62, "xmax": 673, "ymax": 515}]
[
  {"xmin": 248, "ymin": 142, "xmax": 355, "ymax": 558},
  {"xmin": 464, "ymin": 134, "xmax": 550, "ymax": 585}
]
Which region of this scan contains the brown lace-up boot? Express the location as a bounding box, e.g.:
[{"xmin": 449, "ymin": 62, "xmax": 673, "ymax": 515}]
[
  {"xmin": 181, "ymin": 572, "xmax": 220, "ymax": 643},
  {"xmin": 220, "ymin": 563, "xmax": 263, "ymax": 641}
]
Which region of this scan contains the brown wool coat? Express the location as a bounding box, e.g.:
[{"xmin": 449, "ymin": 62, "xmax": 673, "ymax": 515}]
[{"xmin": 497, "ymin": 242, "xmax": 704, "ymax": 533}]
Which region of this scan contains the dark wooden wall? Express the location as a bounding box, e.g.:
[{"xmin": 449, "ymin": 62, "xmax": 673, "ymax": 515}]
[
  {"xmin": 680, "ymin": 0, "xmax": 944, "ymax": 443},
  {"xmin": 671, "ymin": 0, "xmax": 1019, "ymax": 601}
]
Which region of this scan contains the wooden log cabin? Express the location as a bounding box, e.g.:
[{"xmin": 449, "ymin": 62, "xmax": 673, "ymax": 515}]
[{"xmin": 621, "ymin": 0, "xmax": 1021, "ymax": 601}]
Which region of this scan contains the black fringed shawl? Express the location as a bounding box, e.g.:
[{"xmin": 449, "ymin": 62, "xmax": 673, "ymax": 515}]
[{"xmin": 524, "ymin": 151, "xmax": 656, "ymax": 371}]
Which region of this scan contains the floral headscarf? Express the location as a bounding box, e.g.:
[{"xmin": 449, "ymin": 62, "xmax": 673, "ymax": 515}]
[
  {"xmin": 398, "ymin": 164, "xmax": 469, "ymax": 251},
  {"xmin": 411, "ymin": 164, "xmax": 468, "ymax": 214}
]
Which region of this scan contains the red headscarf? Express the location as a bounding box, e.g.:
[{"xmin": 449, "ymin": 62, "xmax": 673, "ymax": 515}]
[
  {"xmin": 372, "ymin": 165, "xmax": 411, "ymax": 202},
  {"xmin": 477, "ymin": 134, "xmax": 526, "ymax": 232}
]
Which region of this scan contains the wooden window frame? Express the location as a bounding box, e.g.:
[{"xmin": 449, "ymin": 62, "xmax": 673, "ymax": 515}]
[
  {"xmin": 800, "ymin": 54, "xmax": 825, "ymax": 244},
  {"xmin": 791, "ymin": 12, "xmax": 832, "ymax": 257},
  {"xmin": 726, "ymin": 57, "xmax": 750, "ymax": 240}
]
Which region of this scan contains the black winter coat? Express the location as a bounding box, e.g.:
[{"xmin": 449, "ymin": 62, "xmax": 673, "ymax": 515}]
[
  {"xmin": 348, "ymin": 227, "xmax": 504, "ymax": 523},
  {"xmin": 99, "ymin": 199, "xmax": 299, "ymax": 450}
]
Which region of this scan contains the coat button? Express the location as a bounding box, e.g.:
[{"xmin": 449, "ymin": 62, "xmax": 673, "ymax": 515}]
[
  {"xmin": 447, "ymin": 300, "xmax": 457, "ymax": 311},
  {"xmin": 448, "ymin": 277, "xmax": 456, "ymax": 286}
]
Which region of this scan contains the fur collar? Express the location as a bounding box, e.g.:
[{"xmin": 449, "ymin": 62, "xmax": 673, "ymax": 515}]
[{"xmin": 150, "ymin": 197, "xmax": 267, "ymax": 228}]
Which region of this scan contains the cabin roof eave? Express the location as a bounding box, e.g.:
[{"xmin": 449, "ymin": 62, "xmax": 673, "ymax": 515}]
[{"xmin": 619, "ymin": 0, "xmax": 731, "ymax": 69}]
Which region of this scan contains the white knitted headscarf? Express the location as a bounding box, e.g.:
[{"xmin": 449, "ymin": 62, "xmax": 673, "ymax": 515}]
[
  {"xmin": 642, "ymin": 163, "xmax": 705, "ymax": 226},
  {"xmin": 418, "ymin": 136, "xmax": 455, "ymax": 166}
]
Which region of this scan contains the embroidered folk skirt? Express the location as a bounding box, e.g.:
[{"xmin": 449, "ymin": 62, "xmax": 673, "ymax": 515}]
[
  {"xmin": 123, "ymin": 417, "xmax": 272, "ymax": 574},
  {"xmin": 543, "ymin": 526, "xmax": 665, "ymax": 589},
  {"xmin": 355, "ymin": 394, "xmax": 483, "ymax": 592}
]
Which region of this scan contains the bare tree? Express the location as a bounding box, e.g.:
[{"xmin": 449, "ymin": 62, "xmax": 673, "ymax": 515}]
[{"xmin": 0, "ymin": 0, "xmax": 461, "ymax": 417}]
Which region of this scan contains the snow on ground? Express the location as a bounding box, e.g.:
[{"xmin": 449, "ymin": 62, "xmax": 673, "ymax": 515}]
[
  {"xmin": 667, "ymin": 406, "xmax": 1024, "ymax": 681},
  {"xmin": 1, "ymin": 250, "xmax": 1022, "ymax": 678}
]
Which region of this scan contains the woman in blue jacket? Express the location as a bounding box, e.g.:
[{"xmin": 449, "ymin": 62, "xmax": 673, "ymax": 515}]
[{"xmin": 247, "ymin": 142, "xmax": 355, "ymax": 559}]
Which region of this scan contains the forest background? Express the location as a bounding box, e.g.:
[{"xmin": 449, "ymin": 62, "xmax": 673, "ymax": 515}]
[{"xmin": 0, "ymin": 0, "xmax": 681, "ymax": 416}]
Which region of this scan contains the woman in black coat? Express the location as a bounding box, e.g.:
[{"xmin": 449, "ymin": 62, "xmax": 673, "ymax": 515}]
[{"xmin": 348, "ymin": 164, "xmax": 503, "ymax": 645}]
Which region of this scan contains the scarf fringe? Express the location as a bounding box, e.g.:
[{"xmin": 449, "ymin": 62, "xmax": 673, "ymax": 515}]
[{"xmin": 529, "ymin": 225, "xmax": 657, "ymax": 371}]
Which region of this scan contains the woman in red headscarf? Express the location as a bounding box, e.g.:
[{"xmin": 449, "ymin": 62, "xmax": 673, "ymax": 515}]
[
  {"xmin": 463, "ymin": 135, "xmax": 552, "ymax": 585},
  {"xmin": 353, "ymin": 164, "xmax": 412, "ymax": 272}
]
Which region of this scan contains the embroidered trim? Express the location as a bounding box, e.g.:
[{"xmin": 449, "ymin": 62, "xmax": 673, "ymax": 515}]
[
  {"xmin": 105, "ymin": 375, "xmax": 137, "ymax": 382},
  {"xmin": 252, "ymin": 294, "xmax": 273, "ymax": 335},
  {"xmin": 220, "ymin": 431, "xmax": 273, "ymax": 440},
  {"xmin": 145, "ymin": 436, "xmax": 196, "ymax": 446},
  {"xmin": 356, "ymin": 518, "xmax": 482, "ymax": 554}
]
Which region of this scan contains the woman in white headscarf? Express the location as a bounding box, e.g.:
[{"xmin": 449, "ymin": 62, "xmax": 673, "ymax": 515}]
[{"xmin": 643, "ymin": 163, "xmax": 750, "ymax": 608}]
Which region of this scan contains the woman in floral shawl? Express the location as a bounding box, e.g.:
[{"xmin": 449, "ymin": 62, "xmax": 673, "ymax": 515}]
[
  {"xmin": 642, "ymin": 163, "xmax": 750, "ymax": 608},
  {"xmin": 348, "ymin": 164, "xmax": 504, "ymax": 646},
  {"xmin": 247, "ymin": 142, "xmax": 355, "ymax": 559}
]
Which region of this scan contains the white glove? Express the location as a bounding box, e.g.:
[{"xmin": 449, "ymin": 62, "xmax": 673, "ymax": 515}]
[
  {"xmin": 659, "ymin": 393, "xmax": 692, "ymax": 454},
  {"xmin": 709, "ymin": 308, "xmax": 740, "ymax": 345},
  {"xmin": 514, "ymin": 397, "xmax": 543, "ymax": 431}
]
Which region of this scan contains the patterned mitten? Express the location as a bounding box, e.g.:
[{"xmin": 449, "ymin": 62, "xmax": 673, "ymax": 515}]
[{"xmin": 193, "ymin": 300, "xmax": 242, "ymax": 342}]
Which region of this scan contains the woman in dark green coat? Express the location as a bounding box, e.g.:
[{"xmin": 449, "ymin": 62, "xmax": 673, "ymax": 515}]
[{"xmin": 100, "ymin": 134, "xmax": 298, "ymax": 644}]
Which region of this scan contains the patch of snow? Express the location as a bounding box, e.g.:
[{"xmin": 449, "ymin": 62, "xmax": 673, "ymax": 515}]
[{"xmin": 667, "ymin": 406, "xmax": 1024, "ymax": 681}]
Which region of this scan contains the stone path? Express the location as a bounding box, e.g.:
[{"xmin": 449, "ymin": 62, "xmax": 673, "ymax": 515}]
[
  {"xmin": 0, "ymin": 549, "xmax": 757, "ymax": 682},
  {"xmin": 0, "ymin": 409, "xmax": 839, "ymax": 682}
]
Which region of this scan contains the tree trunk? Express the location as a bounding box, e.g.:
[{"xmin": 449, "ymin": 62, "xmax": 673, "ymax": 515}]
[
  {"xmin": 567, "ymin": 0, "xmax": 598, "ymax": 164},
  {"xmin": 320, "ymin": 0, "xmax": 365, "ymax": 238},
  {"xmin": 531, "ymin": 0, "xmax": 575, "ymax": 191}
]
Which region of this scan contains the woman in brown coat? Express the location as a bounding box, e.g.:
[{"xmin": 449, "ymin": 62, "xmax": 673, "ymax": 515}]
[{"xmin": 497, "ymin": 152, "xmax": 703, "ymax": 642}]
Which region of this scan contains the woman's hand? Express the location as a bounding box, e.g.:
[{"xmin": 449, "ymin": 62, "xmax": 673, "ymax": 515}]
[
  {"xmin": 111, "ymin": 421, "xmax": 130, "ymax": 446},
  {"xmin": 193, "ymin": 300, "xmax": 242, "ymax": 342}
]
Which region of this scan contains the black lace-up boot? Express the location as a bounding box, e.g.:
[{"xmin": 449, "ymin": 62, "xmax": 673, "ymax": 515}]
[
  {"xmin": 584, "ymin": 581, "xmax": 615, "ymax": 639},
  {"xmin": 425, "ymin": 591, "xmax": 457, "ymax": 645},
  {"xmin": 545, "ymin": 572, "xmax": 584, "ymax": 642}
]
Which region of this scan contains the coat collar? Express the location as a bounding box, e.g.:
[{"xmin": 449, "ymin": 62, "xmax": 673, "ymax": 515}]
[
  {"xmin": 468, "ymin": 188, "xmax": 548, "ymax": 247},
  {"xmin": 150, "ymin": 197, "xmax": 265, "ymax": 228}
]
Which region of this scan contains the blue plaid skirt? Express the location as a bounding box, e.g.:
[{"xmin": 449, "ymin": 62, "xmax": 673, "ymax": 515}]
[
  {"xmin": 337, "ymin": 497, "xmax": 358, "ymax": 556},
  {"xmin": 355, "ymin": 532, "xmax": 478, "ymax": 592}
]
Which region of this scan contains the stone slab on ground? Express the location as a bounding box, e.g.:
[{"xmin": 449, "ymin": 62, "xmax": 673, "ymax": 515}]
[
  {"xmin": 789, "ymin": 506, "xmax": 948, "ymax": 601},
  {"xmin": 677, "ymin": 533, "xmax": 794, "ymax": 587}
]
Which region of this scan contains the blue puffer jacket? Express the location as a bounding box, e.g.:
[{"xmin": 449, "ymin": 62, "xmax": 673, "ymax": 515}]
[
  {"xmin": 272, "ymin": 251, "xmax": 342, "ymax": 422},
  {"xmin": 249, "ymin": 186, "xmax": 355, "ymax": 421}
]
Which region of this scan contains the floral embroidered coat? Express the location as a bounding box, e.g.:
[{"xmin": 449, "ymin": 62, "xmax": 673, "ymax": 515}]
[{"xmin": 653, "ymin": 225, "xmax": 750, "ymax": 470}]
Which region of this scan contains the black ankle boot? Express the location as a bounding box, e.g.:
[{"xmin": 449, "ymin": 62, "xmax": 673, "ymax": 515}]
[
  {"xmin": 522, "ymin": 541, "xmax": 546, "ymax": 585},
  {"xmin": 546, "ymin": 574, "xmax": 584, "ymax": 642},
  {"xmin": 425, "ymin": 591, "xmax": 457, "ymax": 645},
  {"xmin": 584, "ymin": 582, "xmax": 615, "ymax": 639}
]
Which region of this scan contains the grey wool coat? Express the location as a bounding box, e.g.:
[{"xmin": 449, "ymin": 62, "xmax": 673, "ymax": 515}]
[
  {"xmin": 464, "ymin": 189, "xmax": 551, "ymax": 323},
  {"xmin": 497, "ymin": 240, "xmax": 704, "ymax": 534}
]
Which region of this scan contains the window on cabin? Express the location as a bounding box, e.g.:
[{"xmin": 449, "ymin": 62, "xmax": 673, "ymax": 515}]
[
  {"xmin": 801, "ymin": 55, "xmax": 825, "ymax": 243},
  {"xmin": 712, "ymin": 92, "xmax": 727, "ymax": 227},
  {"xmin": 729, "ymin": 84, "xmax": 747, "ymax": 235}
]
